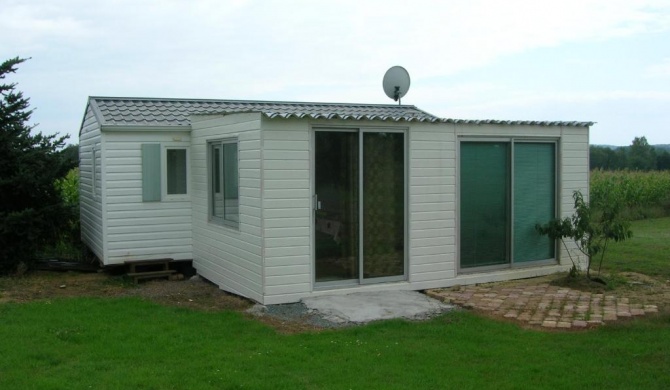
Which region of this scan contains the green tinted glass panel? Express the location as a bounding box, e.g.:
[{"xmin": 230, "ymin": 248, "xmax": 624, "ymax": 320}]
[
  {"xmin": 460, "ymin": 142, "xmax": 509, "ymax": 268},
  {"xmin": 513, "ymin": 143, "xmax": 555, "ymax": 262},
  {"xmin": 211, "ymin": 145, "xmax": 223, "ymax": 217},
  {"xmin": 223, "ymin": 143, "xmax": 238, "ymax": 201},
  {"xmin": 167, "ymin": 149, "xmax": 187, "ymax": 195},
  {"xmin": 141, "ymin": 144, "xmax": 161, "ymax": 202},
  {"xmin": 222, "ymin": 143, "xmax": 239, "ymax": 223}
]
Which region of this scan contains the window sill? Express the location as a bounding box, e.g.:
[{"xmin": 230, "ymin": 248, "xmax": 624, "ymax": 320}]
[
  {"xmin": 208, "ymin": 217, "xmax": 240, "ymax": 232},
  {"xmin": 163, "ymin": 194, "xmax": 190, "ymax": 202}
]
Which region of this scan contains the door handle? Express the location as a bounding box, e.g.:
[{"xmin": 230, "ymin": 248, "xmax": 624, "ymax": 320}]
[{"xmin": 314, "ymin": 194, "xmax": 322, "ymax": 211}]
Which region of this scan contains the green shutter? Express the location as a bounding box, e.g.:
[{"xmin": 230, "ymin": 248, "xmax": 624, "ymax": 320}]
[
  {"xmin": 460, "ymin": 142, "xmax": 509, "ymax": 268},
  {"xmin": 142, "ymin": 144, "xmax": 161, "ymax": 202},
  {"xmin": 513, "ymin": 143, "xmax": 555, "ymax": 262}
]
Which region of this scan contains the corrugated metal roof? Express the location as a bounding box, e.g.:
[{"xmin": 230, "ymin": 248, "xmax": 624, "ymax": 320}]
[
  {"xmin": 87, "ymin": 96, "xmax": 593, "ymax": 127},
  {"xmin": 89, "ymin": 97, "xmax": 442, "ymax": 126}
]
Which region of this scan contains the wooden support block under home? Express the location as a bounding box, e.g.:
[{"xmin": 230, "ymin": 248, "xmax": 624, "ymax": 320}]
[{"xmin": 125, "ymin": 259, "xmax": 176, "ymax": 283}]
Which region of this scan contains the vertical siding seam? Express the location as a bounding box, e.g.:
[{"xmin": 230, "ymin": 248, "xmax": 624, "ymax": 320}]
[
  {"xmin": 260, "ymin": 119, "xmax": 266, "ymax": 300},
  {"xmin": 407, "ymin": 125, "xmax": 413, "ymax": 282},
  {"xmin": 453, "ymin": 122, "xmax": 460, "ymax": 277},
  {"xmin": 101, "ymin": 133, "xmax": 108, "ymax": 262}
]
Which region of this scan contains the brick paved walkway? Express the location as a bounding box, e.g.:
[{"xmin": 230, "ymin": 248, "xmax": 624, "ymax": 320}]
[{"xmin": 426, "ymin": 283, "xmax": 658, "ymax": 329}]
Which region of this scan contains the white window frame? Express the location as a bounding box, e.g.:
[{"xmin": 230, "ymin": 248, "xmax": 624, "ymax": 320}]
[
  {"xmin": 207, "ymin": 138, "xmax": 239, "ymax": 229},
  {"xmin": 456, "ymin": 136, "xmax": 560, "ymax": 274},
  {"xmin": 161, "ymin": 145, "xmax": 190, "ymax": 201}
]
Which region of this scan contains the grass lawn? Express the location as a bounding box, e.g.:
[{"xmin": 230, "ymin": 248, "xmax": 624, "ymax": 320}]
[
  {"xmin": 1, "ymin": 218, "xmax": 669, "ymax": 389},
  {"xmin": 601, "ymin": 217, "xmax": 670, "ymax": 278},
  {"xmin": 0, "ymin": 297, "xmax": 668, "ymax": 389}
]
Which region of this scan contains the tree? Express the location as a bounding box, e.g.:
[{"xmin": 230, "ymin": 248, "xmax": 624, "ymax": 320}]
[
  {"xmin": 589, "ymin": 145, "xmax": 629, "ymax": 171},
  {"xmin": 59, "ymin": 143, "xmax": 79, "ymax": 171},
  {"xmin": 656, "ymin": 150, "xmax": 670, "ymax": 170},
  {"xmin": 537, "ymin": 191, "xmax": 632, "ymax": 282},
  {"xmin": 590, "ymin": 145, "xmax": 620, "ymax": 170},
  {"xmin": 628, "ymin": 136, "xmax": 656, "ymax": 170},
  {"xmin": 589, "ymin": 145, "xmax": 608, "ymax": 170},
  {"xmin": 0, "ymin": 57, "xmax": 70, "ymax": 273}
]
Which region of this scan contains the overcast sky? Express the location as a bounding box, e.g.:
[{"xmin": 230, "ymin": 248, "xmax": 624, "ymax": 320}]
[{"xmin": 2, "ymin": 0, "xmax": 669, "ymax": 146}]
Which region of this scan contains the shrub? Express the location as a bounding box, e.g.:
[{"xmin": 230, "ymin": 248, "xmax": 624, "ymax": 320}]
[
  {"xmin": 50, "ymin": 168, "xmax": 82, "ymax": 260},
  {"xmin": 537, "ymin": 190, "xmax": 632, "ymax": 282}
]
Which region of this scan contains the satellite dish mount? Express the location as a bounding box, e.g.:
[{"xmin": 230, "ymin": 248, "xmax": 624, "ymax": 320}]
[{"xmin": 383, "ymin": 66, "xmax": 411, "ymax": 105}]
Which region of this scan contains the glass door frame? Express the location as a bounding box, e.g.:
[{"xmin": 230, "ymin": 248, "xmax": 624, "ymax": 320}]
[
  {"xmin": 312, "ymin": 126, "xmax": 408, "ymax": 289},
  {"xmin": 456, "ymin": 136, "xmax": 560, "ymax": 275}
]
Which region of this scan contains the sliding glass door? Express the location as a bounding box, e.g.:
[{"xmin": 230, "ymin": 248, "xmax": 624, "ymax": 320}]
[
  {"xmin": 460, "ymin": 140, "xmax": 556, "ymax": 270},
  {"xmin": 460, "ymin": 142, "xmax": 510, "ymax": 267},
  {"xmin": 314, "ymin": 131, "xmax": 359, "ymax": 282},
  {"xmin": 362, "ymin": 132, "xmax": 405, "ymax": 279},
  {"xmin": 314, "ymin": 130, "xmax": 406, "ymax": 285},
  {"xmin": 513, "ymin": 143, "xmax": 555, "ymax": 263}
]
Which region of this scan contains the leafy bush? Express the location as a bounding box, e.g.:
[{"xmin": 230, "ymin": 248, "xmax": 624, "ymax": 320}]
[
  {"xmin": 49, "ymin": 168, "xmax": 82, "ymax": 260},
  {"xmin": 537, "ymin": 190, "xmax": 632, "ymax": 282},
  {"xmin": 55, "ymin": 168, "xmax": 79, "ymax": 207}
]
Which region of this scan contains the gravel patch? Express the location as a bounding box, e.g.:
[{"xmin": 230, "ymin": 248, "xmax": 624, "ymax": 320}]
[{"xmin": 248, "ymin": 302, "xmax": 353, "ymax": 328}]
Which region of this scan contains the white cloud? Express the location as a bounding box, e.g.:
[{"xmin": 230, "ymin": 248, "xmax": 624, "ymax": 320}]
[
  {"xmin": 1, "ymin": 0, "xmax": 669, "ymax": 143},
  {"xmin": 646, "ymin": 58, "xmax": 670, "ymax": 78},
  {"xmin": 0, "ymin": 2, "xmax": 92, "ymax": 53}
]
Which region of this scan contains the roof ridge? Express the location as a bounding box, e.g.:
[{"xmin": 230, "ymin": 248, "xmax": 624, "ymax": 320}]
[{"xmin": 88, "ymin": 96, "xmax": 418, "ymax": 109}]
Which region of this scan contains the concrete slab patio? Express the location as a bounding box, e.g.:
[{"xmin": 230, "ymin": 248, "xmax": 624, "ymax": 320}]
[{"xmin": 301, "ymin": 290, "xmax": 453, "ymax": 324}]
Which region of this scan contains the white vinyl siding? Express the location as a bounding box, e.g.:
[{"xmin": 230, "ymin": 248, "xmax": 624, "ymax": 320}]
[
  {"xmin": 407, "ymin": 123, "xmax": 457, "ymax": 285},
  {"xmin": 79, "ymin": 105, "xmax": 104, "ymax": 261},
  {"xmin": 557, "ymin": 126, "xmax": 590, "ymax": 269},
  {"xmin": 103, "ymin": 132, "xmax": 192, "ymax": 264},
  {"xmin": 261, "ymin": 118, "xmax": 312, "ymax": 304},
  {"xmin": 191, "ymin": 113, "xmax": 263, "ymax": 303}
]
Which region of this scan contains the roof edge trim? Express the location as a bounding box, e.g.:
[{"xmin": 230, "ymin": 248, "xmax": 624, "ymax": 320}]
[{"xmin": 100, "ymin": 124, "xmax": 192, "ymax": 132}]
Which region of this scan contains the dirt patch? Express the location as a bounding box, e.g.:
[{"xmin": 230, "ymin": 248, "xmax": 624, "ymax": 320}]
[
  {"xmin": 0, "ymin": 271, "xmax": 251, "ymax": 311},
  {"xmin": 2, "ymin": 270, "xmax": 668, "ymax": 333},
  {"xmin": 0, "ymin": 271, "xmax": 326, "ymax": 333}
]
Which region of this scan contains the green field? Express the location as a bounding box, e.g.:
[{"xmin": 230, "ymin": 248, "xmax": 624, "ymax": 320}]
[
  {"xmin": 591, "ymin": 169, "xmax": 670, "ymax": 219},
  {"xmin": 602, "ymin": 217, "xmax": 670, "ymax": 278},
  {"xmin": 1, "ymin": 218, "xmax": 669, "ymax": 389}
]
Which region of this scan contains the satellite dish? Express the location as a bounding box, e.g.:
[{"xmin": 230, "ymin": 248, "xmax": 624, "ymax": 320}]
[{"xmin": 383, "ymin": 66, "xmax": 411, "ymax": 104}]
